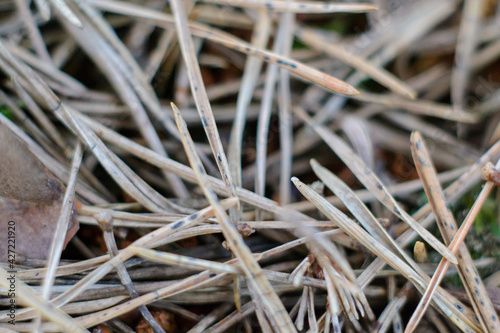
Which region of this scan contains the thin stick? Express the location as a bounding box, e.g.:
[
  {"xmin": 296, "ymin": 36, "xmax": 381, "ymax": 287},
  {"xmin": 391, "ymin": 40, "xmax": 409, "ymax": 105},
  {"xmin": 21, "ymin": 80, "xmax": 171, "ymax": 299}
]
[
  {"xmin": 376, "ymin": 283, "xmax": 412, "ymax": 333},
  {"xmin": 59, "ymin": 8, "xmax": 190, "ymax": 199},
  {"xmin": 254, "ymin": 9, "xmax": 290, "ymax": 217},
  {"xmin": 12, "ymin": 78, "xmax": 67, "ymax": 151},
  {"xmin": 31, "ymin": 143, "xmax": 82, "ymax": 332},
  {"xmin": 310, "ymin": 159, "xmax": 412, "ymax": 262},
  {"xmin": 57, "ymin": 105, "xmax": 188, "ymax": 213},
  {"xmin": 187, "ymin": 304, "xmax": 233, "ymax": 333},
  {"xmin": 278, "ymin": 5, "xmax": 295, "ymax": 205},
  {"xmin": 227, "ymin": 12, "xmax": 271, "ymax": 307},
  {"xmin": 128, "ymin": 246, "xmax": 241, "ymax": 274},
  {"xmin": 228, "ymin": 8, "xmax": 270, "ymax": 195},
  {"xmin": 14, "ymin": 0, "xmax": 52, "ymax": 63},
  {"xmin": 76, "ymin": 110, "xmax": 313, "ymax": 221},
  {"xmin": 6, "ymin": 41, "xmax": 86, "ymax": 93},
  {"xmin": 451, "ymin": 0, "xmax": 486, "ymax": 112},
  {"xmin": 33, "ymin": 0, "xmax": 50, "ymax": 21},
  {"xmin": 50, "ymin": 0, "xmax": 83, "ymax": 27},
  {"xmin": 352, "ymin": 91, "xmax": 477, "ymax": 123},
  {"xmin": 286, "ymin": 166, "xmax": 466, "ymax": 212}
]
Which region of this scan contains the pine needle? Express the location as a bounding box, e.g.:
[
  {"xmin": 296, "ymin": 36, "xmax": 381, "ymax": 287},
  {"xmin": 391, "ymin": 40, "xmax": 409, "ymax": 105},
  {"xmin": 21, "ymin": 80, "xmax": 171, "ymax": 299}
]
[
  {"xmin": 171, "ymin": 102, "xmax": 297, "ymax": 332},
  {"xmin": 406, "ymin": 132, "xmax": 500, "ymax": 333},
  {"xmin": 293, "ymin": 106, "xmax": 457, "ymax": 264}
]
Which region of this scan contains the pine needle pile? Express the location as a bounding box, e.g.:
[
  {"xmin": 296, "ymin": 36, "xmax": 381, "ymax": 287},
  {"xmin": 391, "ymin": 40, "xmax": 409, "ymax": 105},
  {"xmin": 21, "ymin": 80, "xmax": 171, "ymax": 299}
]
[{"xmin": 0, "ymin": 0, "xmax": 499, "ymax": 332}]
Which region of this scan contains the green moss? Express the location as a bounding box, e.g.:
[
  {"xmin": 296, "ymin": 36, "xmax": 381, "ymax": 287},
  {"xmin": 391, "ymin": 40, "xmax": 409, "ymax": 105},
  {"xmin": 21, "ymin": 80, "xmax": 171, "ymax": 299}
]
[
  {"xmin": 457, "ymin": 186, "xmax": 500, "ymax": 237},
  {"xmin": 292, "ymin": 39, "xmax": 308, "ymax": 50},
  {"xmin": 443, "ymin": 273, "xmax": 464, "ymax": 288},
  {"xmin": 410, "ymin": 185, "xmax": 500, "ymax": 262},
  {"xmin": 416, "ymin": 190, "xmax": 429, "ymax": 207},
  {"xmin": 0, "ymin": 105, "xmax": 14, "ymax": 119},
  {"xmin": 319, "ymin": 19, "xmax": 349, "ymax": 35},
  {"xmin": 452, "ymin": 185, "xmax": 500, "ymax": 260}
]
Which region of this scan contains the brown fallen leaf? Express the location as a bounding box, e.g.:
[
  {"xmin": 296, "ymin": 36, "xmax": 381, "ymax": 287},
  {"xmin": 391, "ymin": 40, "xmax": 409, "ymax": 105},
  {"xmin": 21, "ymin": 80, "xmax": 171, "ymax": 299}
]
[
  {"xmin": 91, "ymin": 325, "xmax": 112, "ymax": 333},
  {"xmin": 136, "ymin": 310, "xmax": 176, "ymax": 333},
  {"xmin": 0, "ymin": 124, "xmax": 79, "ymax": 262}
]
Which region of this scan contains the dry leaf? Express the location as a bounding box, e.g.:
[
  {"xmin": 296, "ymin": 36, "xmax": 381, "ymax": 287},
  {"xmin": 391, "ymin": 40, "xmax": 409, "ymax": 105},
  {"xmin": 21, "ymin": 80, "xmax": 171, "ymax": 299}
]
[
  {"xmin": 0, "ymin": 124, "xmax": 78, "ymax": 262},
  {"xmin": 91, "ymin": 325, "xmax": 112, "ymax": 333},
  {"xmin": 136, "ymin": 310, "xmax": 176, "ymax": 333}
]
